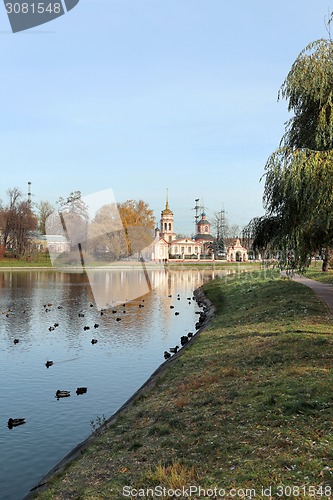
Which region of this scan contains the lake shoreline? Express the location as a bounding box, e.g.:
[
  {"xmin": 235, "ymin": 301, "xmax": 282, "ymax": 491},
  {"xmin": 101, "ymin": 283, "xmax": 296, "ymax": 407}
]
[
  {"xmin": 0, "ymin": 261, "xmax": 260, "ymax": 272},
  {"xmin": 1, "ymin": 267, "xmax": 216, "ymax": 500},
  {"xmin": 24, "ymin": 286, "xmax": 215, "ymax": 499}
]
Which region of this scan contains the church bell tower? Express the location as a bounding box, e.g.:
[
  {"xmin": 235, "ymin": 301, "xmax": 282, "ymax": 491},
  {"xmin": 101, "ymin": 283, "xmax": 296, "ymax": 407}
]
[{"xmin": 160, "ymin": 190, "xmax": 176, "ymax": 243}]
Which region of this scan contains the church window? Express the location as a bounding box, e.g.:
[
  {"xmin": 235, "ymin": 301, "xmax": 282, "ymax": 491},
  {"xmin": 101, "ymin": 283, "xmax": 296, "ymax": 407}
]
[
  {"xmin": 174, "ymin": 246, "xmax": 178, "ymax": 253},
  {"xmin": 181, "ymin": 246, "xmax": 185, "ymax": 253},
  {"xmin": 205, "ymin": 225, "xmax": 209, "ymax": 232},
  {"xmin": 188, "ymin": 247, "xmax": 191, "ymax": 253},
  {"xmin": 195, "ymin": 247, "xmax": 198, "ymax": 253},
  {"xmin": 169, "ymin": 223, "xmax": 171, "ymax": 230},
  {"xmin": 169, "ymin": 236, "xmax": 172, "ymax": 242},
  {"xmin": 164, "ymin": 223, "xmax": 167, "ymax": 230}
]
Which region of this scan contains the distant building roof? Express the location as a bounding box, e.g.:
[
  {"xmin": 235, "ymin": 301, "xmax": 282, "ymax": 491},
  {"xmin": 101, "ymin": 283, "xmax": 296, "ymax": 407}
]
[
  {"xmin": 161, "ymin": 192, "xmax": 173, "ymax": 216},
  {"xmin": 161, "ymin": 201, "xmax": 173, "ymax": 216},
  {"xmin": 172, "ymin": 238, "xmax": 197, "ymax": 244},
  {"xmin": 47, "ymin": 235, "xmax": 68, "ymax": 242},
  {"xmin": 43, "ymin": 235, "xmax": 68, "ymax": 243},
  {"xmin": 197, "ymin": 212, "xmax": 210, "ymax": 225},
  {"xmin": 194, "ymin": 234, "xmax": 214, "ymax": 241}
]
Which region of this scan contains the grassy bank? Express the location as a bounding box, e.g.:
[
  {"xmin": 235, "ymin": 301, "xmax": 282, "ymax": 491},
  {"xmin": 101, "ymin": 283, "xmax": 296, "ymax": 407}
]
[
  {"xmin": 32, "ymin": 269, "xmax": 333, "ymax": 500},
  {"xmin": 303, "ymin": 265, "xmax": 333, "ymax": 285},
  {"xmin": 0, "ymin": 254, "xmax": 52, "ymax": 267}
]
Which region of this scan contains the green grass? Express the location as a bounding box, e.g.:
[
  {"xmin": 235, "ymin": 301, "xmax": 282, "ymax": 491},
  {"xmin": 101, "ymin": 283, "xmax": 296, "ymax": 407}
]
[
  {"xmin": 302, "ymin": 264, "xmax": 333, "ymax": 284},
  {"xmin": 0, "ymin": 253, "xmax": 52, "ymax": 267},
  {"xmin": 31, "ymin": 269, "xmax": 333, "ymax": 500}
]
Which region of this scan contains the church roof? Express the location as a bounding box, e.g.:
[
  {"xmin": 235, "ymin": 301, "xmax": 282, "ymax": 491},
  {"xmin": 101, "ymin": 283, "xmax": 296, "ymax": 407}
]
[
  {"xmin": 171, "ymin": 238, "xmax": 197, "ymax": 244},
  {"xmin": 226, "ymin": 238, "xmax": 247, "ymax": 251},
  {"xmin": 197, "ymin": 212, "xmax": 210, "ymax": 225},
  {"xmin": 161, "ymin": 204, "xmax": 173, "ymax": 216},
  {"xmin": 194, "ymin": 234, "xmax": 214, "ymax": 241},
  {"xmin": 161, "ymin": 192, "xmax": 173, "ymax": 216},
  {"xmin": 154, "ymin": 237, "xmax": 169, "ymax": 246}
]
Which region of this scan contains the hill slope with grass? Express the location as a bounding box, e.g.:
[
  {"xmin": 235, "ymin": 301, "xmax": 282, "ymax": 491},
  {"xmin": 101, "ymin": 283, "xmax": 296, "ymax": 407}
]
[{"xmin": 31, "ymin": 270, "xmax": 333, "ymax": 500}]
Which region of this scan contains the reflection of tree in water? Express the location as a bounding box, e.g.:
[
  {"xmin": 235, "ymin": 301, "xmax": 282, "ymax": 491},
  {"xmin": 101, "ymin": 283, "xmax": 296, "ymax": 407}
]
[{"xmin": 0, "ymin": 272, "xmax": 37, "ymax": 345}]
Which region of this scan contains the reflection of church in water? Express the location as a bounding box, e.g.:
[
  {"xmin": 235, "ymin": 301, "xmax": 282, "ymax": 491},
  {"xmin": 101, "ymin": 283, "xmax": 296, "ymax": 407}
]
[{"xmin": 144, "ymin": 195, "xmax": 248, "ymax": 263}]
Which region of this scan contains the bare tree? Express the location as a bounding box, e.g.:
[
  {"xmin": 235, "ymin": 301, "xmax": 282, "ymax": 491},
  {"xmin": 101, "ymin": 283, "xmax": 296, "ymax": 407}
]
[
  {"xmin": 53, "ymin": 191, "xmax": 89, "ymax": 248},
  {"xmin": 36, "ymin": 200, "xmax": 54, "ymax": 234},
  {"xmin": 227, "ymin": 224, "xmax": 241, "ymax": 239},
  {"xmin": 0, "ymin": 188, "xmax": 37, "ymax": 256}
]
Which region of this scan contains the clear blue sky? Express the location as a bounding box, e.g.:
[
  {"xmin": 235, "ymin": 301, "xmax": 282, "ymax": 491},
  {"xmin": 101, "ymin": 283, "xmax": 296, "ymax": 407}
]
[{"xmin": 0, "ymin": 1, "xmax": 332, "ymax": 235}]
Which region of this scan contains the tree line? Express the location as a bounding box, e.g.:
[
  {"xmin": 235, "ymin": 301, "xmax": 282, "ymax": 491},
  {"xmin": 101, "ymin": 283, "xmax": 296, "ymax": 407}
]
[
  {"xmin": 0, "ymin": 186, "xmax": 245, "ymax": 261},
  {"xmin": 0, "ymin": 189, "xmax": 155, "ymax": 260}
]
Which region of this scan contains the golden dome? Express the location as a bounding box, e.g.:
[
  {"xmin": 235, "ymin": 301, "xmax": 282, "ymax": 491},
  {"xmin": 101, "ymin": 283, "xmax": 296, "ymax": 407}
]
[
  {"xmin": 161, "ymin": 200, "xmax": 173, "ymax": 216},
  {"xmin": 161, "ymin": 190, "xmax": 173, "ymax": 216}
]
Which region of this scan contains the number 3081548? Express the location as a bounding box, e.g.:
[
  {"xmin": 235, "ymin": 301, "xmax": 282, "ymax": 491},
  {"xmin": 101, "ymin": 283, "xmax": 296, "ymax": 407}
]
[{"xmin": 5, "ymin": 3, "xmax": 62, "ymax": 14}]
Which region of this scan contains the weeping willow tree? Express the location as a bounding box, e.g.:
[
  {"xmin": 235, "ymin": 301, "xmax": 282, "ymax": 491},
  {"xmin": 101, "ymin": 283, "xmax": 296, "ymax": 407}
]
[
  {"xmin": 280, "ymin": 38, "xmax": 333, "ymax": 151},
  {"xmin": 251, "ymin": 34, "xmax": 333, "ymax": 271}
]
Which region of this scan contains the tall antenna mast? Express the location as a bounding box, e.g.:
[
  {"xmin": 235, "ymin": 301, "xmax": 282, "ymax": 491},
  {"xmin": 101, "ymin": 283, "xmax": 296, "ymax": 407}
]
[
  {"xmin": 194, "ymin": 198, "xmax": 200, "ymax": 227},
  {"xmin": 27, "ymin": 181, "xmax": 32, "ymax": 205}
]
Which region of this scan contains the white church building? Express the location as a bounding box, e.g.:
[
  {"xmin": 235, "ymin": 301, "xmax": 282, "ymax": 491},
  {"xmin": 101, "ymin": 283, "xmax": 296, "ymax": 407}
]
[{"xmin": 144, "ymin": 196, "xmax": 224, "ymax": 262}]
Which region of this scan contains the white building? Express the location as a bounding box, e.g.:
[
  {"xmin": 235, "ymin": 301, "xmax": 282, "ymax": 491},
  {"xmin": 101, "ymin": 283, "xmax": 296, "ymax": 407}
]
[
  {"xmin": 226, "ymin": 238, "xmax": 248, "ymax": 262},
  {"xmin": 149, "ymin": 196, "xmax": 215, "ymax": 262}
]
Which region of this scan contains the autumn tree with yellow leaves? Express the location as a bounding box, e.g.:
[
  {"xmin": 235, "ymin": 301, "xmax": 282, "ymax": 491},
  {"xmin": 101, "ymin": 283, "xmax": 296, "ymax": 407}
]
[{"xmin": 88, "ymin": 199, "xmax": 155, "ymax": 261}]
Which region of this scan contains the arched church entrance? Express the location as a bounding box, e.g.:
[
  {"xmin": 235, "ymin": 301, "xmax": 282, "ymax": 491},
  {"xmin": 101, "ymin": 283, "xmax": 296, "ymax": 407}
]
[{"xmin": 236, "ymin": 251, "xmax": 242, "ymax": 262}]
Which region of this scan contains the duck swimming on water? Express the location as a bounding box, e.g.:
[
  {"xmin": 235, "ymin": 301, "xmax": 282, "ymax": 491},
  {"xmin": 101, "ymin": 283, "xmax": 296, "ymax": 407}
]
[
  {"xmin": 8, "ymin": 418, "xmax": 25, "ymax": 428},
  {"xmin": 181, "ymin": 335, "xmax": 189, "ymax": 346},
  {"xmin": 76, "ymin": 387, "xmax": 87, "ymax": 395},
  {"xmin": 56, "ymin": 390, "xmax": 70, "ymax": 398}
]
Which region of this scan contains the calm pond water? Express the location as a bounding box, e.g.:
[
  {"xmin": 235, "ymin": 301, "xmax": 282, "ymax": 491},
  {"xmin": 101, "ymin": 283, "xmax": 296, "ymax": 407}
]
[{"xmin": 0, "ymin": 268, "xmax": 223, "ymax": 500}]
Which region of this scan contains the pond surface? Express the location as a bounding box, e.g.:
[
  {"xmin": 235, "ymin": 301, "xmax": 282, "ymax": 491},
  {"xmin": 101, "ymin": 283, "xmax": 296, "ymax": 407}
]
[{"xmin": 0, "ymin": 268, "xmax": 224, "ymax": 500}]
